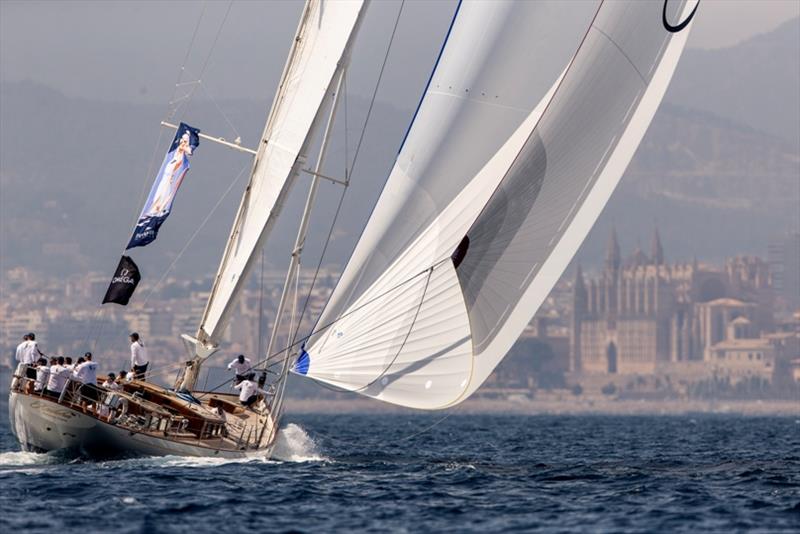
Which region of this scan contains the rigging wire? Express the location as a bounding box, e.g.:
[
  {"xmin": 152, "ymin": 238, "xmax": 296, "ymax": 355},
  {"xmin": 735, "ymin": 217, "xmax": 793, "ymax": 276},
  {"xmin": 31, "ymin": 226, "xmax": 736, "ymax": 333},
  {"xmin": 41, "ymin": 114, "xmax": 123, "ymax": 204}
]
[
  {"xmin": 87, "ymin": 1, "xmax": 239, "ymax": 351},
  {"xmin": 82, "ymin": 2, "xmax": 209, "ymax": 349},
  {"xmin": 199, "ymin": 255, "xmax": 450, "ymax": 396},
  {"xmin": 137, "ymin": 163, "xmax": 250, "ymax": 309},
  {"xmin": 288, "ymin": 0, "xmax": 407, "ymax": 351}
]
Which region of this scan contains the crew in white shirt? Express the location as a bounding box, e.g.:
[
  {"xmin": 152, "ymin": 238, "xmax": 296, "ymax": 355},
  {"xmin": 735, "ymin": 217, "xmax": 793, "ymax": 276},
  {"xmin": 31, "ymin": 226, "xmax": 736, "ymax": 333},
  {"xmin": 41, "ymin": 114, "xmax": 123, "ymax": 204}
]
[
  {"xmin": 102, "ymin": 373, "xmax": 121, "ymax": 391},
  {"xmin": 129, "ymin": 332, "xmax": 149, "ymax": 381},
  {"xmin": 15, "ymin": 334, "xmax": 37, "ymax": 380},
  {"xmin": 34, "ymin": 357, "xmax": 51, "ymax": 392},
  {"xmin": 15, "ymin": 334, "xmax": 30, "ymax": 364},
  {"xmin": 72, "ymin": 353, "xmax": 100, "ymax": 408},
  {"xmin": 233, "ymin": 379, "xmax": 268, "ymax": 408},
  {"xmin": 45, "ymin": 356, "xmax": 71, "ymax": 398},
  {"xmin": 23, "ymin": 333, "xmax": 44, "ymax": 366},
  {"xmin": 227, "ymin": 355, "xmax": 253, "ymax": 384},
  {"xmin": 74, "ymin": 354, "xmax": 98, "ymax": 384}
]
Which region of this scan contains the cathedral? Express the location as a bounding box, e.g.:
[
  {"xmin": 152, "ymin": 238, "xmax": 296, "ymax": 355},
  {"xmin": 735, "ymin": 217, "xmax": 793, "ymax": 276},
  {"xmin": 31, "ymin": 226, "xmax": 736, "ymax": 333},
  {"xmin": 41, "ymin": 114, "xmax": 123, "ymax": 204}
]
[{"xmin": 570, "ymin": 228, "xmax": 773, "ymax": 376}]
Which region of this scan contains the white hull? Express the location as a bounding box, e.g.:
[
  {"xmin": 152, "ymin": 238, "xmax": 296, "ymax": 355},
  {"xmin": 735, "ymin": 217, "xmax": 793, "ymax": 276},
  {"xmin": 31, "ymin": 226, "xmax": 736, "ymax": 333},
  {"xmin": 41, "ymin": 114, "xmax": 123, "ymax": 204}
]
[{"xmin": 9, "ymin": 392, "xmax": 273, "ymax": 459}]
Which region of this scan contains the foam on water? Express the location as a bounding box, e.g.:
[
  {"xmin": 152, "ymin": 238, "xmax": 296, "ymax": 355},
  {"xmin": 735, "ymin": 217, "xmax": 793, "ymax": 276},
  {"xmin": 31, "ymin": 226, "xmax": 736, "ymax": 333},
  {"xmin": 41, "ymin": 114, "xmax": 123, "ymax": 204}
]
[
  {"xmin": 0, "ymin": 449, "xmax": 60, "ymax": 467},
  {"xmin": 272, "ymin": 423, "xmax": 326, "ymax": 462}
]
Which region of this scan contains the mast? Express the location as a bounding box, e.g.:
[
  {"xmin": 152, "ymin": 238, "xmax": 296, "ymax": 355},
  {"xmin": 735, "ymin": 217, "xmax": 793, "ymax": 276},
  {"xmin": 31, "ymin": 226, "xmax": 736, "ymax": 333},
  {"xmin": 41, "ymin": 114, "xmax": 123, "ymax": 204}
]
[
  {"xmin": 265, "ymin": 67, "xmax": 346, "ymax": 363},
  {"xmin": 177, "ymin": 0, "xmax": 368, "ymax": 391}
]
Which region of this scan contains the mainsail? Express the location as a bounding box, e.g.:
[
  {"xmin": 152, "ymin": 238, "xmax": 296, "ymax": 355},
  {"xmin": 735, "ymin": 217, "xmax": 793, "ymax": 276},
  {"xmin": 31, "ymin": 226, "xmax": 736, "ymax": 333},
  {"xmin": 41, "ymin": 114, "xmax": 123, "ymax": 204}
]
[
  {"xmin": 301, "ymin": 0, "xmax": 698, "ymax": 409},
  {"xmin": 196, "ymin": 0, "xmax": 367, "ymax": 349}
]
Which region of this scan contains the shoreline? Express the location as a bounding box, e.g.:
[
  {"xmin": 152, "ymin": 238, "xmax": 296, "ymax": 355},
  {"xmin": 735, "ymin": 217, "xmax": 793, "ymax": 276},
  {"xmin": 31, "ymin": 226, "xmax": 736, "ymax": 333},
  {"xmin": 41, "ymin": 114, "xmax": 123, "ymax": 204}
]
[{"xmin": 284, "ymin": 397, "xmax": 800, "ymax": 416}]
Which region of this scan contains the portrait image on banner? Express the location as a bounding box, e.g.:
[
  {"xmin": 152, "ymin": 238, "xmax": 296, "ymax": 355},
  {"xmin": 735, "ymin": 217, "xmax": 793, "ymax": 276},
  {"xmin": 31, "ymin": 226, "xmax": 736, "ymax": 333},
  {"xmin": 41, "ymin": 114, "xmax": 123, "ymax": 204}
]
[{"xmin": 127, "ymin": 122, "xmax": 200, "ymax": 249}]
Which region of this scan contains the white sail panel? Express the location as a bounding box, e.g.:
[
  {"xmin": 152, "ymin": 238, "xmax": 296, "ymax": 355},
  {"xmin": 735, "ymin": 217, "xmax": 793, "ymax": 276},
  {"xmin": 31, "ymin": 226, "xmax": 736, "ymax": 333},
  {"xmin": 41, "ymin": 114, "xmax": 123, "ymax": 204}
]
[
  {"xmin": 455, "ymin": 0, "xmax": 698, "ymax": 398},
  {"xmin": 305, "ymin": 76, "xmax": 563, "ymax": 408},
  {"xmin": 198, "ymin": 0, "xmax": 366, "ymax": 346},
  {"xmin": 303, "ymin": 0, "xmax": 696, "ymax": 409},
  {"xmin": 310, "ymin": 0, "xmax": 597, "ymax": 350}
]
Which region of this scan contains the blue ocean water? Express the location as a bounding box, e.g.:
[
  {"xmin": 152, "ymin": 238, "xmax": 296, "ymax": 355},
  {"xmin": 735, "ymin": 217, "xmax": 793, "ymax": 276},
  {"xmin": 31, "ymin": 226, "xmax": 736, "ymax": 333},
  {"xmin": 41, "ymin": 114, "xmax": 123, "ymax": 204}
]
[{"xmin": 1, "ymin": 408, "xmax": 798, "ymax": 533}]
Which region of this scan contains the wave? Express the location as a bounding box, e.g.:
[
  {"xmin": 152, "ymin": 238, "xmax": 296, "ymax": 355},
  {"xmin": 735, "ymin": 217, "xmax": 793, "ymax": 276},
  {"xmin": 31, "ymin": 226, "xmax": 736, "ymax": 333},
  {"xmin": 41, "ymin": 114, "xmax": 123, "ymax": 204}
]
[
  {"xmin": 271, "ymin": 423, "xmax": 327, "ymax": 463},
  {"xmin": 0, "ymin": 449, "xmax": 63, "ymax": 470}
]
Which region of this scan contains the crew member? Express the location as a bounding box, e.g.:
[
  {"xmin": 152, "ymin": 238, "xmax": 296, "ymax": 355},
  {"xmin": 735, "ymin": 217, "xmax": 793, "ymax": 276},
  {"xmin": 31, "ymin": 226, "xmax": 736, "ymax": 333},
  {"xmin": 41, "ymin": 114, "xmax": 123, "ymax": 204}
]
[
  {"xmin": 23, "ymin": 333, "xmax": 44, "ymax": 364},
  {"xmin": 129, "ymin": 333, "xmax": 149, "ymax": 381},
  {"xmin": 45, "ymin": 356, "xmax": 70, "ymax": 399},
  {"xmin": 33, "ymin": 357, "xmax": 50, "ymax": 393},
  {"xmin": 16, "ymin": 334, "xmax": 36, "ymax": 379},
  {"xmin": 102, "ymin": 373, "xmax": 121, "ymax": 391},
  {"xmin": 15, "ymin": 334, "xmax": 30, "ymax": 364},
  {"xmin": 227, "ymin": 354, "xmax": 253, "ymax": 385},
  {"xmin": 74, "ymin": 352, "xmax": 100, "ymax": 409},
  {"xmin": 233, "ymin": 378, "xmax": 268, "ymax": 408}
]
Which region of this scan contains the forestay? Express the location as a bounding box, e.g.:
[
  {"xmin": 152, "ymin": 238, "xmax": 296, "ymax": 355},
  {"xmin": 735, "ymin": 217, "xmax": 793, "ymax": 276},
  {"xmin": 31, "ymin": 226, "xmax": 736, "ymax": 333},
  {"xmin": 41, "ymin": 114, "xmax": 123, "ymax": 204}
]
[
  {"xmin": 197, "ymin": 0, "xmax": 366, "ymax": 348},
  {"xmin": 302, "ymin": 0, "xmax": 697, "ymax": 409}
]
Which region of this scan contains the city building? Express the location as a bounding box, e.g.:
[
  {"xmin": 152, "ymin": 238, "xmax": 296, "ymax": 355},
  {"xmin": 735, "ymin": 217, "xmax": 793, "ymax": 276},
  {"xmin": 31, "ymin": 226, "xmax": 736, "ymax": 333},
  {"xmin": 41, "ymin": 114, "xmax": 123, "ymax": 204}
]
[{"xmin": 571, "ymin": 227, "xmax": 776, "ymax": 377}]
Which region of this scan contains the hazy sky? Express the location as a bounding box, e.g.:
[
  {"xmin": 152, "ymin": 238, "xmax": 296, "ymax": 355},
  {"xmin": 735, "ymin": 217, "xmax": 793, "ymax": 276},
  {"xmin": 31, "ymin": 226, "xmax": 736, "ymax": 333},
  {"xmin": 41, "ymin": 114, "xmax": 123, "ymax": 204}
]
[{"xmin": 2, "ymin": 0, "xmax": 798, "ymax": 107}]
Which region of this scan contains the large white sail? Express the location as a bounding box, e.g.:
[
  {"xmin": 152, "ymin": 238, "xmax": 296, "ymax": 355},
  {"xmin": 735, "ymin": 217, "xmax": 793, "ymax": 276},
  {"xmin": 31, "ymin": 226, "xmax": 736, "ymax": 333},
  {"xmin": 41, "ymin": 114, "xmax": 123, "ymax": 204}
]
[
  {"xmin": 301, "ymin": 0, "xmax": 698, "ymax": 409},
  {"xmin": 197, "ymin": 0, "xmax": 366, "ymax": 348}
]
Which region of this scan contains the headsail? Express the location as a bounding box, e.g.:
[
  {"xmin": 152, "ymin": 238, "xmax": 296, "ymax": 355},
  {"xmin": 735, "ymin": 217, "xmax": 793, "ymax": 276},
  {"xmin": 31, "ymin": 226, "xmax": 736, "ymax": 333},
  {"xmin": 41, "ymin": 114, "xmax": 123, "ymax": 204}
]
[
  {"xmin": 301, "ymin": 0, "xmax": 698, "ymax": 409},
  {"xmin": 196, "ymin": 0, "xmax": 367, "ymax": 349}
]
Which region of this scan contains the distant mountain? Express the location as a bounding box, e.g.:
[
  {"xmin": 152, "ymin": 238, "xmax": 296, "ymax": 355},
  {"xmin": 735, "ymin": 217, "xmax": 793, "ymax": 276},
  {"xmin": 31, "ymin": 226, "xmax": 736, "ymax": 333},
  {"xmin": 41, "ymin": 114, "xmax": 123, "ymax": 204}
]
[
  {"xmin": 666, "ymin": 17, "xmax": 800, "ymax": 145},
  {"xmin": 1, "ymin": 18, "xmax": 798, "ymax": 279},
  {"xmin": 0, "ymin": 81, "xmax": 409, "ymax": 278},
  {"xmin": 578, "ymin": 103, "xmax": 799, "ymax": 265}
]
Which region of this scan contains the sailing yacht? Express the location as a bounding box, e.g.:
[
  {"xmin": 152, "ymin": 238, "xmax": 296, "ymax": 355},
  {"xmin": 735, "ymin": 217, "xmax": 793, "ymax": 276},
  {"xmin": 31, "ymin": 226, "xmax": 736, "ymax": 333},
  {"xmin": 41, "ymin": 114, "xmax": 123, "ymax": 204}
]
[{"xmin": 8, "ymin": 0, "xmax": 698, "ymax": 457}]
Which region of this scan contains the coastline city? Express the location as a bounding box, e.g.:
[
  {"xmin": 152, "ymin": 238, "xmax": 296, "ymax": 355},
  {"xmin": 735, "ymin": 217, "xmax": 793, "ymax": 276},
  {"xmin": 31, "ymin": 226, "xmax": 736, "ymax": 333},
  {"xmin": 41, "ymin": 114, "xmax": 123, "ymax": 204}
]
[{"xmin": 4, "ymin": 229, "xmax": 798, "ymax": 414}]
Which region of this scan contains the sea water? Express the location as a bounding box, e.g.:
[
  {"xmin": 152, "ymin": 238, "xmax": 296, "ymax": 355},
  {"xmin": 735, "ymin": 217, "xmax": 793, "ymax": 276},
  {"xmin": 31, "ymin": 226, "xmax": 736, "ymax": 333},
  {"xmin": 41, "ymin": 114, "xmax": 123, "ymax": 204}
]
[{"xmin": 1, "ymin": 409, "xmax": 798, "ymax": 532}]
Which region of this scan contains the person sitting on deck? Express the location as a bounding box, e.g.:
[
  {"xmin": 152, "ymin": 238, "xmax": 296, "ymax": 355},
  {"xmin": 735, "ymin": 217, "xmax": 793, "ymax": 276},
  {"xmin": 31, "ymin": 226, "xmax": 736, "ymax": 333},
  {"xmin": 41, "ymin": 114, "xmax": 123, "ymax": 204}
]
[
  {"xmin": 64, "ymin": 356, "xmax": 74, "ymax": 371},
  {"xmin": 227, "ymin": 354, "xmax": 254, "ymax": 385},
  {"xmin": 119, "ymin": 369, "xmax": 133, "ymax": 383},
  {"xmin": 44, "ymin": 356, "xmax": 71, "ymax": 399},
  {"xmin": 33, "ymin": 357, "xmax": 50, "ymax": 393},
  {"xmin": 129, "ymin": 333, "xmax": 149, "ymax": 381},
  {"xmin": 102, "ymin": 373, "xmax": 121, "ymax": 391}
]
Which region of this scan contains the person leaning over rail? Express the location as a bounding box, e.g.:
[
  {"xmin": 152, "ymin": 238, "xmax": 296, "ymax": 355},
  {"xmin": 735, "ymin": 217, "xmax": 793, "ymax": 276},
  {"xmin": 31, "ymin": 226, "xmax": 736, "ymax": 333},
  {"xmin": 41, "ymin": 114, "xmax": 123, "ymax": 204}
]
[
  {"xmin": 227, "ymin": 354, "xmax": 254, "ymax": 385},
  {"xmin": 44, "ymin": 356, "xmax": 70, "ymax": 399},
  {"xmin": 129, "ymin": 332, "xmax": 149, "ymax": 380},
  {"xmin": 74, "ymin": 352, "xmax": 100, "ymax": 412},
  {"xmin": 233, "ymin": 378, "xmax": 269, "ymax": 409},
  {"xmin": 34, "ymin": 357, "xmax": 50, "ymax": 393}
]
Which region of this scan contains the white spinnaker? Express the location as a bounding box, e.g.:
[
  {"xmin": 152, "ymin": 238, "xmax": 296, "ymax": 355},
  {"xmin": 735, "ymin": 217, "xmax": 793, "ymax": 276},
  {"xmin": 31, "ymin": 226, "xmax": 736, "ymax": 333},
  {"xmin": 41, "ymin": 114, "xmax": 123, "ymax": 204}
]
[
  {"xmin": 197, "ymin": 0, "xmax": 366, "ymax": 347},
  {"xmin": 305, "ymin": 0, "xmax": 696, "ymax": 409},
  {"xmin": 312, "ymin": 0, "xmax": 597, "ymax": 340}
]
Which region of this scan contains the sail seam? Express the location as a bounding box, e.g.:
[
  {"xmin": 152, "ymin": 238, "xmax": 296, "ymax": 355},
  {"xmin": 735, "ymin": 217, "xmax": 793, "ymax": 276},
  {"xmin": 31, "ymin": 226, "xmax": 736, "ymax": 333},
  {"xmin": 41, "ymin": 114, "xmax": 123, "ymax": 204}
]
[{"xmin": 592, "ymin": 25, "xmax": 647, "ymax": 84}]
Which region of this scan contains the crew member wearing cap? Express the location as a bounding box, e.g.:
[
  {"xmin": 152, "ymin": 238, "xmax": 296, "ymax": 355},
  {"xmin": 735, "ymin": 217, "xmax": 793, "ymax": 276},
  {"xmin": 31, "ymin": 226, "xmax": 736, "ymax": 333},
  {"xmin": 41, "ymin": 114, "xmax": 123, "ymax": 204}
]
[{"xmin": 227, "ymin": 354, "xmax": 254, "ymax": 385}]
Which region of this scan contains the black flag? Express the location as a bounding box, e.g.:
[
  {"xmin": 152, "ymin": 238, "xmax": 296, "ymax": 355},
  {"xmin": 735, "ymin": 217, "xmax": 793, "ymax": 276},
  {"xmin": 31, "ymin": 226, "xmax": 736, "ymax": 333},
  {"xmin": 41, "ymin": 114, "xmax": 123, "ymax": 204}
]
[{"xmin": 102, "ymin": 255, "xmax": 141, "ymax": 305}]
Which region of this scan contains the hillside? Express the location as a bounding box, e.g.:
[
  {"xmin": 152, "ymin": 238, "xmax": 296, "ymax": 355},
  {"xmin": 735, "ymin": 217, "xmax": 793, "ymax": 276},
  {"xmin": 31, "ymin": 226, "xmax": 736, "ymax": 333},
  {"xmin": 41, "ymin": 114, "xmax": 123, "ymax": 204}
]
[{"xmin": 1, "ymin": 18, "xmax": 798, "ymax": 278}]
